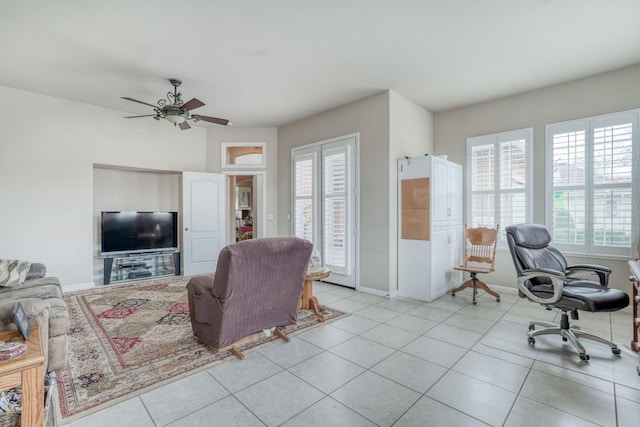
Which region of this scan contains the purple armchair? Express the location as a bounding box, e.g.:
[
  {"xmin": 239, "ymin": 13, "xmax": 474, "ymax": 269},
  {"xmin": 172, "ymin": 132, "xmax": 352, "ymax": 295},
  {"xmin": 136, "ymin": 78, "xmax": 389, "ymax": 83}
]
[{"xmin": 186, "ymin": 237, "xmax": 313, "ymax": 358}]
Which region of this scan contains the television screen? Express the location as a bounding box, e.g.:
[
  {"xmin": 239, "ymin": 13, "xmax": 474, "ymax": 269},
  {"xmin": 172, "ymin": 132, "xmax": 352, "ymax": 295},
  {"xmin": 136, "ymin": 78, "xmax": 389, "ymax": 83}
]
[{"xmin": 101, "ymin": 211, "xmax": 178, "ymax": 254}]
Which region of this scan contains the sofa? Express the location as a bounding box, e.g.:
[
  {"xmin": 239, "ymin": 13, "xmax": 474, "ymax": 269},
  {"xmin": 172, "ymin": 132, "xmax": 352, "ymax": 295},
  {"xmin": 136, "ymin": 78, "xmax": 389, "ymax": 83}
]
[
  {"xmin": 187, "ymin": 237, "xmax": 313, "ymax": 355},
  {"xmin": 0, "ymin": 263, "xmax": 69, "ymax": 372}
]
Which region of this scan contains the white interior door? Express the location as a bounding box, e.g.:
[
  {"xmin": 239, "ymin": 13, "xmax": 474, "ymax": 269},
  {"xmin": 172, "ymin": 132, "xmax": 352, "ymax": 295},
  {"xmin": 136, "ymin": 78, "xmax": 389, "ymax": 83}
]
[{"xmin": 182, "ymin": 171, "xmax": 226, "ymax": 276}]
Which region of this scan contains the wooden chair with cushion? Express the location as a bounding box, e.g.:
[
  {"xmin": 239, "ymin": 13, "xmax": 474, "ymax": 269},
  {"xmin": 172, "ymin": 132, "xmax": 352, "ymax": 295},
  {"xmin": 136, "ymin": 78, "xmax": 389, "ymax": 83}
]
[{"xmin": 451, "ymin": 224, "xmax": 501, "ymax": 305}]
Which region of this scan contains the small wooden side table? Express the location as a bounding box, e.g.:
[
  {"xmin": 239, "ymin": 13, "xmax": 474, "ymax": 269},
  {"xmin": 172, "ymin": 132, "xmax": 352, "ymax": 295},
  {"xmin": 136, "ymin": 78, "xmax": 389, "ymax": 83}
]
[
  {"xmin": 302, "ymin": 268, "xmax": 331, "ymax": 322},
  {"xmin": 0, "ymin": 325, "xmax": 45, "ymax": 427}
]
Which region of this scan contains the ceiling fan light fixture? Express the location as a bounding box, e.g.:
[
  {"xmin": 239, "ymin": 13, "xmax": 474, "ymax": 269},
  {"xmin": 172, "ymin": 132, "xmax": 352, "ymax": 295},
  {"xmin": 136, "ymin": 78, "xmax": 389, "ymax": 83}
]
[{"xmin": 165, "ymin": 112, "xmax": 187, "ymax": 124}]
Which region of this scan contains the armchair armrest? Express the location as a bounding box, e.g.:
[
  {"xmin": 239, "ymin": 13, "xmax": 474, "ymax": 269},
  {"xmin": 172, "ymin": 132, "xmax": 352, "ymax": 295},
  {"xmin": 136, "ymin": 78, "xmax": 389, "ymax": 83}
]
[
  {"xmin": 518, "ymin": 268, "xmax": 565, "ymax": 305},
  {"xmin": 566, "ymin": 264, "xmax": 611, "ymax": 287}
]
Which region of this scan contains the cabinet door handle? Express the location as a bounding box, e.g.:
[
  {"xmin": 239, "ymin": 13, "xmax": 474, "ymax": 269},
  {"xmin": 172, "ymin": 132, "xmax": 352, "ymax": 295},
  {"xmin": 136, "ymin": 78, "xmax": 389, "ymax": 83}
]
[{"xmin": 185, "ymin": 227, "xmax": 189, "ymax": 231}]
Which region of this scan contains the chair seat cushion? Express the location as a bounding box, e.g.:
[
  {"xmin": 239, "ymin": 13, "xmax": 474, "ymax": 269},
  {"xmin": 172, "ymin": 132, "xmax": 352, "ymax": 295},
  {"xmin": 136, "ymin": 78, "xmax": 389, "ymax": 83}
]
[
  {"xmin": 454, "ymin": 265, "xmax": 494, "ymax": 274},
  {"xmin": 529, "ymin": 282, "xmax": 629, "ymax": 312}
]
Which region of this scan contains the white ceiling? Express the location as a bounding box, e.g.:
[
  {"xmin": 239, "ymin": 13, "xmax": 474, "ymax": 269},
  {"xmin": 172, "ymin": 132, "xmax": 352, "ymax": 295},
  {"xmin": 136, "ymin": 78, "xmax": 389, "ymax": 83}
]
[{"xmin": 2, "ymin": 1, "xmax": 640, "ymax": 127}]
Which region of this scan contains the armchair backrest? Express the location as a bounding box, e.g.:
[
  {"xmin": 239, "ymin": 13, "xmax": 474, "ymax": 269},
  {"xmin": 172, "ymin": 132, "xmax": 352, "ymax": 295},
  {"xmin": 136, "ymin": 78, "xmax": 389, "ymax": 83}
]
[
  {"xmin": 505, "ymin": 224, "xmax": 567, "ymax": 286},
  {"xmin": 187, "ymin": 237, "xmax": 313, "ymax": 348},
  {"xmin": 212, "ymin": 237, "xmax": 313, "ymax": 316}
]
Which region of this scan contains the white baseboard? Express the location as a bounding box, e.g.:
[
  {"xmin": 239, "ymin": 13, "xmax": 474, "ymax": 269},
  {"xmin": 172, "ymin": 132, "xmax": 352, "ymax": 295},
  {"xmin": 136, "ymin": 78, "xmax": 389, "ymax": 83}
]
[
  {"xmin": 357, "ymin": 285, "xmax": 390, "ymax": 297},
  {"xmin": 62, "ymin": 282, "xmax": 96, "ymax": 293}
]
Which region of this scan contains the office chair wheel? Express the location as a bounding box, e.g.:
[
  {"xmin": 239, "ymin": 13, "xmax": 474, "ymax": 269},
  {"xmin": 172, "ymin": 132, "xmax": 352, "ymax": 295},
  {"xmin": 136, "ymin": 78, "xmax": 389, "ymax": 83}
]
[
  {"xmin": 579, "ymin": 353, "xmax": 590, "ymax": 361},
  {"xmin": 612, "ymin": 347, "xmax": 621, "ymax": 355},
  {"xmin": 528, "ymin": 325, "xmax": 535, "ymax": 331},
  {"xmin": 562, "ymin": 336, "xmax": 568, "ymax": 342},
  {"xmin": 528, "ymin": 337, "xmax": 535, "ymax": 345}
]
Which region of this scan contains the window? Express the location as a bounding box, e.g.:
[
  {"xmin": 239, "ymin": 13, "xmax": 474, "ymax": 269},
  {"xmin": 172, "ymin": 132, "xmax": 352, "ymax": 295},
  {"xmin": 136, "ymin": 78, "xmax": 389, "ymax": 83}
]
[
  {"xmin": 221, "ymin": 142, "xmax": 265, "ymax": 168},
  {"xmin": 546, "ymin": 110, "xmax": 639, "ymax": 258},
  {"xmin": 466, "ymin": 128, "xmax": 533, "ymax": 244}
]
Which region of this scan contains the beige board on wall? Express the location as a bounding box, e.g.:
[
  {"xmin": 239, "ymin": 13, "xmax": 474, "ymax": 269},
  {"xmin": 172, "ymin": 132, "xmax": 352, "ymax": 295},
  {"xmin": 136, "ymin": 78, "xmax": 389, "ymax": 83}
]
[{"xmin": 401, "ymin": 178, "xmax": 430, "ymax": 240}]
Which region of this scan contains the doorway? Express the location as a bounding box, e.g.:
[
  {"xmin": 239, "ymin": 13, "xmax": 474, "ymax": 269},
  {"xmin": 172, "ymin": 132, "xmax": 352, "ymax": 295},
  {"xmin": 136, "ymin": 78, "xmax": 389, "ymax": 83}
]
[
  {"xmin": 225, "ymin": 171, "xmax": 266, "ymax": 242},
  {"xmin": 292, "ymin": 134, "xmax": 359, "ymax": 288}
]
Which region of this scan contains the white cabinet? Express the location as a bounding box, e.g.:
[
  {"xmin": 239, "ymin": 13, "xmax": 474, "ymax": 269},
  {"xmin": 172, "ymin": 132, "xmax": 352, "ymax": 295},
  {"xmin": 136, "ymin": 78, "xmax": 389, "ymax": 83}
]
[{"xmin": 397, "ymin": 155, "xmax": 463, "ymax": 302}]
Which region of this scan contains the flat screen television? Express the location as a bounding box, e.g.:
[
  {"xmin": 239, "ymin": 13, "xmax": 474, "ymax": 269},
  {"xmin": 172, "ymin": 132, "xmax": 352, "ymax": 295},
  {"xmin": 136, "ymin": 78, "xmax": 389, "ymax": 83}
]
[{"xmin": 101, "ymin": 211, "xmax": 178, "ymax": 255}]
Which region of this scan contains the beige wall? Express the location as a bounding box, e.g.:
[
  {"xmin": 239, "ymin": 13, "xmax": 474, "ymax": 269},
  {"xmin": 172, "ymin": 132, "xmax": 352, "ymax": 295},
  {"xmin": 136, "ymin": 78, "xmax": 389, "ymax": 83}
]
[
  {"xmin": 278, "ymin": 91, "xmax": 434, "ymax": 293},
  {"xmin": 433, "ymin": 64, "xmax": 640, "ymax": 294},
  {"xmin": 0, "ymin": 85, "xmax": 207, "ymax": 287},
  {"xmin": 278, "ymin": 92, "xmax": 390, "ymax": 292},
  {"xmin": 205, "ymin": 127, "xmax": 278, "ymax": 237}
]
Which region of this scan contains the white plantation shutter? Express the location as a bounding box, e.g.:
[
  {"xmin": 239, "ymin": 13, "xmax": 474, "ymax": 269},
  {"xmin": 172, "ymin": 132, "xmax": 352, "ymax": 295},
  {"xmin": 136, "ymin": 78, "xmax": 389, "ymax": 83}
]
[
  {"xmin": 549, "ymin": 127, "xmax": 586, "ymax": 248},
  {"xmin": 467, "ymin": 129, "xmax": 532, "ymax": 244},
  {"xmin": 293, "ymin": 152, "xmax": 317, "ymax": 245},
  {"xmin": 547, "ymin": 111, "xmax": 638, "ymax": 257},
  {"xmin": 323, "ymin": 146, "xmax": 348, "ymax": 271}
]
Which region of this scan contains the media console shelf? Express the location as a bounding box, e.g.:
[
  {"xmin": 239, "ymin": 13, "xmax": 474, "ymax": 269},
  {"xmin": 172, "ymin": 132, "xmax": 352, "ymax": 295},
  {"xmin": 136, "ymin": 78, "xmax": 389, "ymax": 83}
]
[{"xmin": 103, "ymin": 251, "xmax": 181, "ymax": 285}]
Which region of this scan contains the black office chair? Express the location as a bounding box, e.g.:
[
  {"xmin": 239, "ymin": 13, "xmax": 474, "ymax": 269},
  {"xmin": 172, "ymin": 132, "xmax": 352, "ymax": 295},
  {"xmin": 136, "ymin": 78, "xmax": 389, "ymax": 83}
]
[{"xmin": 505, "ymin": 224, "xmax": 629, "ymax": 361}]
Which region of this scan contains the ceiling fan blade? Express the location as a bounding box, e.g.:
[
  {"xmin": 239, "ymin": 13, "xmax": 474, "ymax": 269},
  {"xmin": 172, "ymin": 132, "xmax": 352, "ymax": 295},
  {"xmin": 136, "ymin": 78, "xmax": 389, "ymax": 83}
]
[
  {"xmin": 179, "ymin": 122, "xmax": 191, "ymax": 130},
  {"xmin": 192, "ymin": 114, "xmax": 229, "ymax": 126},
  {"xmin": 121, "ymin": 96, "xmax": 158, "ymax": 108},
  {"xmin": 124, "ymin": 114, "xmax": 156, "ymax": 118},
  {"xmin": 181, "ymin": 98, "xmax": 205, "ymax": 111}
]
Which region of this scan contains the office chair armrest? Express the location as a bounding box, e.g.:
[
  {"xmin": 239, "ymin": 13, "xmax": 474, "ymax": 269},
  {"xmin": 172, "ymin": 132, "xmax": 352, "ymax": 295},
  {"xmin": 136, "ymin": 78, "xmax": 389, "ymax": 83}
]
[
  {"xmin": 566, "ymin": 264, "xmax": 611, "ymax": 287},
  {"xmin": 518, "ymin": 268, "xmax": 565, "ymax": 304}
]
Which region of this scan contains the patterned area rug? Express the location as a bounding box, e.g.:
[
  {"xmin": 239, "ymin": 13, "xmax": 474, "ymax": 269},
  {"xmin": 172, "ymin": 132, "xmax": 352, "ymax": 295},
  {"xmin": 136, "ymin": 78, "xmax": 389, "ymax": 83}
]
[{"xmin": 53, "ymin": 276, "xmax": 346, "ymax": 424}]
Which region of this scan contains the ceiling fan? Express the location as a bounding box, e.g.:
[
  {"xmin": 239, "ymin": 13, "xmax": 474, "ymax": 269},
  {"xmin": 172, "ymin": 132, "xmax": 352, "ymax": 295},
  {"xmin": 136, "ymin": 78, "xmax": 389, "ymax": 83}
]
[{"xmin": 121, "ymin": 78, "xmax": 230, "ymax": 130}]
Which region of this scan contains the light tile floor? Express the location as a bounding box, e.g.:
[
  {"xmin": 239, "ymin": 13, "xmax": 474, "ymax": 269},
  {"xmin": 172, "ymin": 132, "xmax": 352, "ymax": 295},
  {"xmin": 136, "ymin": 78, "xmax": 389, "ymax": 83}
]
[{"xmin": 65, "ymin": 283, "xmax": 640, "ymax": 427}]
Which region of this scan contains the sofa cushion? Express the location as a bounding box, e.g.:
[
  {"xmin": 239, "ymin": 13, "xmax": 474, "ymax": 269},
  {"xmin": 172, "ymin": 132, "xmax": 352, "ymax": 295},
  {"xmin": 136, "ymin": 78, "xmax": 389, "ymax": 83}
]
[
  {"xmin": 0, "ymin": 259, "xmax": 31, "ymax": 287},
  {"xmin": 0, "ymin": 283, "xmax": 62, "ymax": 301},
  {"xmin": 0, "ymin": 276, "xmax": 62, "ymax": 295}
]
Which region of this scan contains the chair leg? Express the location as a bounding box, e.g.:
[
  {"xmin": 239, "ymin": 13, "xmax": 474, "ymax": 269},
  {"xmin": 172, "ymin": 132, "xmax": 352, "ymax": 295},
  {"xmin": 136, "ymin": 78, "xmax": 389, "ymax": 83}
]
[
  {"xmin": 573, "ymin": 329, "xmax": 620, "ymax": 352},
  {"xmin": 273, "ymin": 328, "xmax": 291, "ymax": 343},
  {"xmin": 451, "ymin": 280, "xmax": 473, "ymax": 295},
  {"xmin": 451, "ymin": 274, "xmax": 500, "ymax": 304},
  {"xmin": 230, "ymin": 347, "xmax": 244, "ymax": 360},
  {"xmin": 474, "ymin": 279, "xmax": 501, "ymax": 302},
  {"xmin": 527, "ymin": 312, "xmax": 621, "ymax": 361},
  {"xmin": 452, "ymin": 278, "xmax": 480, "ymax": 304}
]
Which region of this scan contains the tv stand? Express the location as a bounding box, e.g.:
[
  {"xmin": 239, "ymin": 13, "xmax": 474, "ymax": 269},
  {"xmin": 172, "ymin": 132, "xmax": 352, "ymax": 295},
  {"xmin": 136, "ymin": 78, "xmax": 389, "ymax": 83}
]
[{"xmin": 103, "ymin": 251, "xmax": 180, "ymax": 285}]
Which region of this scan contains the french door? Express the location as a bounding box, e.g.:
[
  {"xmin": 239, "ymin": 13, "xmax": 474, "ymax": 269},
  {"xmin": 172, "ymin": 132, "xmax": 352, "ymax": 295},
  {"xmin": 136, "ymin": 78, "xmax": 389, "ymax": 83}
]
[{"xmin": 292, "ymin": 134, "xmax": 358, "ymax": 288}]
